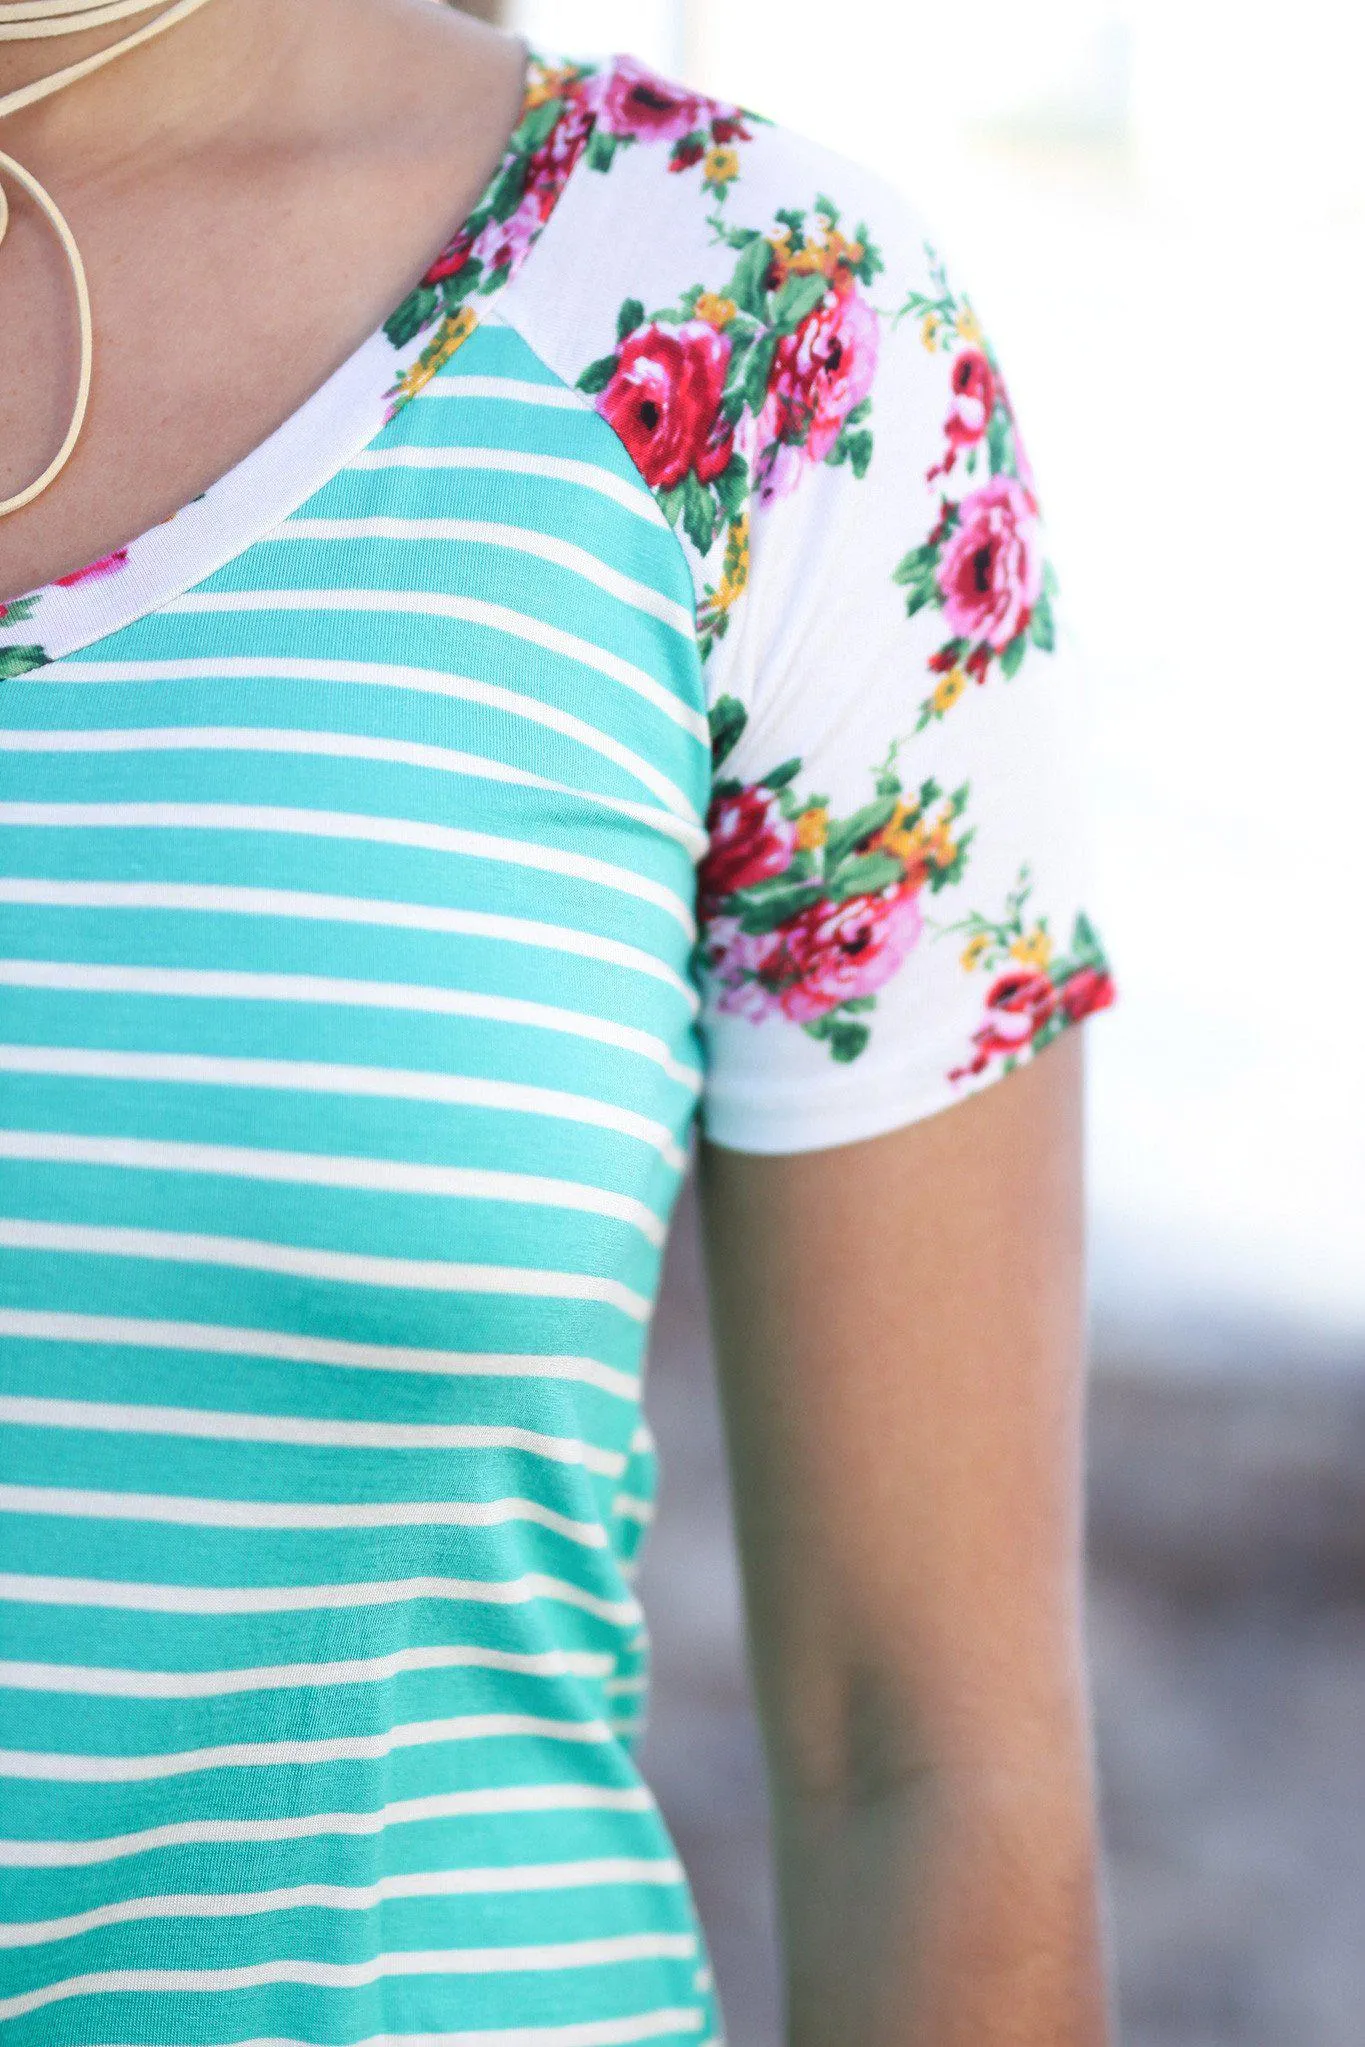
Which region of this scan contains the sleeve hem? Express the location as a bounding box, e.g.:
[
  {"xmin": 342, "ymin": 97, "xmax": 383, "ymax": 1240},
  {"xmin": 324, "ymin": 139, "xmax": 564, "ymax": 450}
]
[{"xmin": 699, "ymin": 1004, "xmax": 1102, "ymax": 1157}]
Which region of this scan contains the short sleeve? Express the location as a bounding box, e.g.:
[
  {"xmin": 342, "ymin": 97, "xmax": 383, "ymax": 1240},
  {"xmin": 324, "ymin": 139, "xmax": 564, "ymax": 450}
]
[
  {"xmin": 491, "ymin": 58, "xmax": 1115, "ymax": 1155},
  {"xmin": 691, "ymin": 187, "xmax": 1114, "ymax": 1153}
]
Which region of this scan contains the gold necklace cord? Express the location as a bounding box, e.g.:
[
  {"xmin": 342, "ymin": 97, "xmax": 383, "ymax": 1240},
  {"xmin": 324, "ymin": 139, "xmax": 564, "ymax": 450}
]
[{"xmin": 0, "ymin": 0, "xmax": 218, "ymax": 517}]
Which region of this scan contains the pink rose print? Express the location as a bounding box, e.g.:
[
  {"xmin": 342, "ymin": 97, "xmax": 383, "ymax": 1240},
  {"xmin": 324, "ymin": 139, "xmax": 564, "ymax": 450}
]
[
  {"xmin": 700, "ymin": 784, "xmax": 797, "ymax": 916},
  {"xmin": 709, "ymin": 883, "xmax": 925, "ymax": 1025},
  {"xmin": 698, "ymin": 702, "xmax": 970, "ymax": 1063},
  {"xmin": 936, "ymin": 475, "xmax": 1043, "ymax": 653},
  {"xmin": 468, "ymin": 188, "xmax": 547, "ymax": 282},
  {"xmin": 771, "ymin": 883, "xmax": 925, "ymax": 1021},
  {"xmin": 705, "ymin": 917, "xmax": 786, "ymax": 1022},
  {"xmin": 599, "ymin": 320, "xmax": 734, "ymax": 492},
  {"xmin": 756, "ymin": 285, "xmax": 880, "ymax": 501},
  {"xmin": 590, "ymin": 57, "xmax": 716, "ymax": 144},
  {"xmin": 55, "ymin": 548, "xmax": 130, "ymax": 588}
]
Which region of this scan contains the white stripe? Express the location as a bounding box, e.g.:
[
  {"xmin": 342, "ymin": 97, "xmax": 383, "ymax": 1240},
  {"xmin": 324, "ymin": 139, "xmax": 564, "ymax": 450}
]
[
  {"xmin": 85, "ymin": 2012, "xmax": 707, "ymax": 2047},
  {"xmin": 0, "ymin": 1219, "xmax": 654, "ymax": 1322},
  {"xmin": 0, "ymin": 1131, "xmax": 668, "ymax": 1247},
  {"xmin": 0, "ymin": 1308, "xmax": 639, "ymax": 1400},
  {"xmin": 278, "ymin": 520, "xmax": 696, "ymax": 638},
  {"xmin": 37, "ymin": 658, "xmax": 701, "ymax": 821},
  {"xmin": 604, "ymin": 1676, "xmax": 650, "ymax": 1698},
  {"xmin": 0, "ymin": 1392, "xmax": 629, "ymax": 1471},
  {"xmin": 163, "ymin": 590, "xmax": 710, "ymax": 744},
  {"xmin": 0, "ymin": 801, "xmax": 695, "ymax": 935},
  {"xmin": 0, "ymin": 725, "xmax": 706, "ymax": 854},
  {"xmin": 0, "ymin": 883, "xmax": 700, "ymax": 1011},
  {"xmin": 0, "ymin": 1484, "xmax": 608, "ymax": 1545},
  {"xmin": 416, "ymin": 373, "xmax": 588, "ymax": 409},
  {"xmin": 0, "ymin": 1640, "xmax": 613, "ymax": 1699},
  {"xmin": 0, "ymin": 1712, "xmax": 618, "ymax": 1786},
  {"xmin": 611, "ymin": 1494, "xmax": 655, "ymax": 1527},
  {"xmin": 0, "ymin": 1934, "xmax": 699, "ymax": 2022},
  {"xmin": 347, "ymin": 442, "xmax": 666, "ymax": 525},
  {"xmin": 0, "ymin": 1211, "xmax": 656, "ymax": 1320},
  {"xmin": 0, "ymin": 1569, "xmax": 640, "ymax": 1623},
  {"xmin": 630, "ymin": 1423, "xmax": 656, "ymax": 1453},
  {"xmin": 0, "ymin": 960, "xmax": 703, "ymax": 1092},
  {"xmin": 0, "ymin": 1784, "xmax": 657, "ymax": 1869},
  {"xmin": 0, "ymin": 1042, "xmax": 691, "ymax": 1167},
  {"xmin": 0, "ymin": 1858, "xmax": 687, "ymax": 1949}
]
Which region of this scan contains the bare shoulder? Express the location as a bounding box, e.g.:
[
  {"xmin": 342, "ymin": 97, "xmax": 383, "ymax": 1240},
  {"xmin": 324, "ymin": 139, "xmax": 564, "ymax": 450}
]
[{"xmin": 316, "ymin": 0, "xmax": 527, "ymax": 171}]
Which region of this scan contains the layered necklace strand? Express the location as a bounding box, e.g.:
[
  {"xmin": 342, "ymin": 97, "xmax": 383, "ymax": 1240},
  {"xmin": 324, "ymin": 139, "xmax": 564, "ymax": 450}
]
[{"xmin": 0, "ymin": 0, "xmax": 217, "ymax": 516}]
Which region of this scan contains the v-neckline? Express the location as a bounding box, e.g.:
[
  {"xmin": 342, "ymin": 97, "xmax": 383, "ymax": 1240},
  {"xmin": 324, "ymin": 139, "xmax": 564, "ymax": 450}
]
[{"xmin": 0, "ymin": 45, "xmax": 606, "ymax": 683}]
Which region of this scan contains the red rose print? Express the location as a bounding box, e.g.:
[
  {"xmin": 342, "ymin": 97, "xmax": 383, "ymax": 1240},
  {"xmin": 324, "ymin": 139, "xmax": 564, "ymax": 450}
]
[
  {"xmin": 523, "ymin": 97, "xmax": 595, "ymax": 212},
  {"xmin": 755, "ymin": 286, "xmax": 879, "ymax": 500},
  {"xmin": 700, "ymin": 784, "xmax": 797, "ymax": 915},
  {"xmin": 599, "ymin": 320, "xmax": 734, "ymax": 491},
  {"xmin": 55, "ymin": 548, "xmax": 129, "ymax": 588},
  {"xmin": 669, "ymin": 136, "xmax": 707, "ymax": 172},
  {"xmin": 1060, "ymin": 965, "xmax": 1116, "ymax": 1024},
  {"xmin": 423, "ymin": 94, "xmax": 594, "ymax": 292},
  {"xmin": 928, "ymin": 346, "xmax": 997, "ymax": 481},
  {"xmin": 770, "ymin": 882, "xmax": 925, "ymax": 1022},
  {"xmin": 592, "ymin": 57, "xmax": 713, "ymax": 144},
  {"xmin": 422, "ymin": 231, "xmax": 474, "ymax": 288},
  {"xmin": 951, "ymin": 967, "xmax": 1057, "ymax": 1081},
  {"xmin": 945, "ymin": 348, "xmax": 995, "ymax": 451},
  {"xmin": 937, "ymin": 475, "xmax": 1043, "ymax": 652}
]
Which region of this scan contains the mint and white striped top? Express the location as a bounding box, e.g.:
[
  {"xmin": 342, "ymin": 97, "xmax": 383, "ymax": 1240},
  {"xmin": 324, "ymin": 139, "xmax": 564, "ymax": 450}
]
[{"xmin": 0, "ymin": 51, "xmax": 1111, "ymax": 2045}]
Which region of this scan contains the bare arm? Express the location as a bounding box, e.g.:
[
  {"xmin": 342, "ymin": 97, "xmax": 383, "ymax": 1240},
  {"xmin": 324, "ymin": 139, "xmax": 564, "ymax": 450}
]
[{"xmin": 697, "ymin": 1031, "xmax": 1110, "ymax": 2046}]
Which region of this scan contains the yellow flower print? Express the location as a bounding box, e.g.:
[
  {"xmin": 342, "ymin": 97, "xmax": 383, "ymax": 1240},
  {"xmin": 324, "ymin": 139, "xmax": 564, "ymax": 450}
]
[
  {"xmin": 961, "ymin": 932, "xmax": 991, "ymax": 971},
  {"xmin": 697, "ymin": 516, "xmax": 750, "ymax": 650},
  {"xmin": 956, "ymin": 301, "xmax": 984, "ymax": 346},
  {"xmin": 694, "ymin": 291, "xmax": 737, "ymax": 331},
  {"xmin": 795, "ymin": 805, "xmax": 829, "ymax": 851},
  {"xmin": 392, "ymin": 306, "xmax": 478, "ymax": 407},
  {"xmin": 871, "ymin": 799, "xmax": 914, "ymax": 859},
  {"xmin": 926, "ymin": 819, "xmax": 957, "ymax": 866},
  {"xmin": 718, "ymin": 515, "xmax": 749, "ymax": 600},
  {"xmin": 788, "ymin": 223, "xmax": 864, "ymax": 287},
  {"xmin": 1010, "ymin": 926, "xmax": 1054, "ymax": 971},
  {"xmin": 524, "ymin": 62, "xmax": 578, "ymax": 111},
  {"xmin": 920, "ymin": 312, "xmax": 940, "ymax": 350},
  {"xmin": 703, "ymin": 145, "xmax": 741, "ymax": 190},
  {"xmin": 880, "ymin": 801, "xmax": 957, "ymax": 870},
  {"xmin": 931, "ymin": 667, "xmax": 968, "ymax": 715}
]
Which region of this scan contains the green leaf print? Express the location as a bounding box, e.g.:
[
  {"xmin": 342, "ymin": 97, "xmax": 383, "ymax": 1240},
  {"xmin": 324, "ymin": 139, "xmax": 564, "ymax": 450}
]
[
  {"xmin": 0, "ymin": 646, "xmax": 46, "ymax": 680},
  {"xmin": 708, "ymin": 694, "xmax": 747, "ymax": 771},
  {"xmin": 681, "ymin": 470, "xmax": 718, "ymax": 554},
  {"xmin": 384, "ymin": 284, "xmax": 440, "ymax": 350},
  {"xmin": 728, "ymin": 235, "xmax": 772, "ymax": 319},
  {"xmin": 576, "ymin": 354, "xmax": 618, "ymax": 396},
  {"xmin": 771, "ymin": 271, "xmax": 826, "ymax": 334}
]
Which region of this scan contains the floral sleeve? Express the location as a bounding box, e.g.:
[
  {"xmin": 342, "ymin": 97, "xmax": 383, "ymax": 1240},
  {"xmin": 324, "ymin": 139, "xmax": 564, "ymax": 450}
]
[
  {"xmin": 498, "ymin": 58, "xmax": 1113, "ymax": 1154},
  {"xmin": 669, "ymin": 155, "xmax": 1113, "ymax": 1150}
]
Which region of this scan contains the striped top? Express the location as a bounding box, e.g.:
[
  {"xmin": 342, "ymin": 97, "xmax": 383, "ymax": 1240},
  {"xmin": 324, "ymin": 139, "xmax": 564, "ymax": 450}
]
[{"xmin": 0, "ymin": 52, "xmax": 1110, "ymax": 2046}]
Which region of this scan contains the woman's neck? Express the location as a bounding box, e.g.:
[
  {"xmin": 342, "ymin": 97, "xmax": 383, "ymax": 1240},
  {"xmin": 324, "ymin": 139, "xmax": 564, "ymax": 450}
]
[{"xmin": 0, "ymin": 0, "xmax": 315, "ymax": 184}]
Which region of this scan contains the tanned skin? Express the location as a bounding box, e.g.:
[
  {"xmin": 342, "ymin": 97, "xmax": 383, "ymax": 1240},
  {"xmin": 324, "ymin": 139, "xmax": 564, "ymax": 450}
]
[
  {"xmin": 0, "ymin": 0, "xmax": 526, "ymax": 599},
  {"xmin": 700, "ymin": 1031, "xmax": 1111, "ymax": 2044},
  {"xmin": 0, "ymin": 6, "xmax": 1111, "ymax": 2035}
]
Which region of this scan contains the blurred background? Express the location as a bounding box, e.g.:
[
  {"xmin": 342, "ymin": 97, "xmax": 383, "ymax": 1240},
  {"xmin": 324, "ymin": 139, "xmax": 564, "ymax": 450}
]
[{"xmin": 479, "ymin": 6, "xmax": 1365, "ymax": 2041}]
